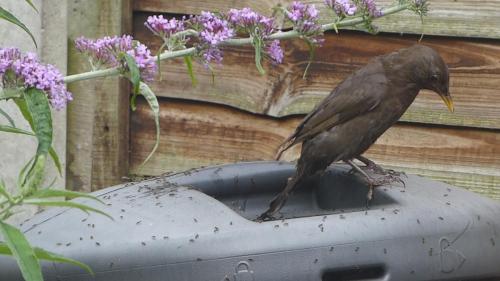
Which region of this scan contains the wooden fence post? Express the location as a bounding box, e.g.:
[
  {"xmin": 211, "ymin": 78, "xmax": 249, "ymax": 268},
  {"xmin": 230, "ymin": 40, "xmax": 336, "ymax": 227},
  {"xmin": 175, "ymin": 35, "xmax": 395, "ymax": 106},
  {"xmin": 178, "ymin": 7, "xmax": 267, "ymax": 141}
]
[{"xmin": 66, "ymin": 0, "xmax": 132, "ymax": 192}]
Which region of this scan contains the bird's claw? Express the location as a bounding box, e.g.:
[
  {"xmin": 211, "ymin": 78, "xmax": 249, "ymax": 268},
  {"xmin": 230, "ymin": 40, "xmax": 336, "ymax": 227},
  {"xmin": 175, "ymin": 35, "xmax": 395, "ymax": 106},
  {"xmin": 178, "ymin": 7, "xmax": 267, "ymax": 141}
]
[{"xmin": 256, "ymin": 211, "xmax": 278, "ymax": 222}]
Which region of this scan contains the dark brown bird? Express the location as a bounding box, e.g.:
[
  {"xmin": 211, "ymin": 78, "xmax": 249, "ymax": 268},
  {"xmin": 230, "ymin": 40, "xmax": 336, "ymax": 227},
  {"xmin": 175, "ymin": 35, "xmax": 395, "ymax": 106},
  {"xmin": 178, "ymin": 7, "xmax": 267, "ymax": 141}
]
[{"xmin": 259, "ymin": 45, "xmax": 453, "ymax": 220}]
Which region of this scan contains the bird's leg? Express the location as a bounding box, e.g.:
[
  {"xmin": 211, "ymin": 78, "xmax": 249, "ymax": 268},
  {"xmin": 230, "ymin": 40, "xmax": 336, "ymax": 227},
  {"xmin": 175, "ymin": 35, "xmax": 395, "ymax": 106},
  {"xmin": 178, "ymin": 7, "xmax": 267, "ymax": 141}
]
[
  {"xmin": 353, "ymin": 156, "xmax": 406, "ymax": 188},
  {"xmin": 345, "ymin": 159, "xmax": 403, "ymax": 205},
  {"xmin": 356, "ymin": 156, "xmax": 406, "ymax": 178},
  {"xmin": 257, "ymin": 178, "xmax": 293, "ymax": 221}
]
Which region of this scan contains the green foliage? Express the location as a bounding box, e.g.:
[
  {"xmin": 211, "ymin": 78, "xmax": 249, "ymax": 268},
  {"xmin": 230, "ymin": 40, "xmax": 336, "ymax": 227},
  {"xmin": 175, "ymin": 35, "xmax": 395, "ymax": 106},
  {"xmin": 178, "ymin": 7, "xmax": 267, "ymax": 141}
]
[
  {"xmin": 23, "ymin": 0, "xmax": 39, "ymax": 13},
  {"xmin": 0, "ymin": 221, "xmax": 43, "ymax": 281},
  {"xmin": 123, "ymin": 53, "xmax": 141, "ymax": 110},
  {"xmin": 0, "ymin": 88, "xmax": 107, "ymax": 280},
  {"xmin": 23, "ymin": 199, "xmax": 112, "ymax": 220},
  {"xmin": 0, "ymin": 7, "xmax": 37, "ymax": 48},
  {"xmin": 27, "ymin": 189, "xmax": 104, "ymax": 204},
  {"xmin": 0, "ymin": 243, "xmax": 94, "ymax": 275},
  {"xmin": 184, "ymin": 55, "xmax": 197, "ymax": 86},
  {"xmin": 0, "ymin": 125, "xmax": 62, "ymax": 175},
  {"xmin": 137, "ymin": 82, "xmax": 160, "ymax": 170},
  {"xmin": 253, "ymin": 37, "xmax": 266, "ymax": 75},
  {"xmin": 23, "ymin": 89, "xmax": 52, "ymax": 156}
]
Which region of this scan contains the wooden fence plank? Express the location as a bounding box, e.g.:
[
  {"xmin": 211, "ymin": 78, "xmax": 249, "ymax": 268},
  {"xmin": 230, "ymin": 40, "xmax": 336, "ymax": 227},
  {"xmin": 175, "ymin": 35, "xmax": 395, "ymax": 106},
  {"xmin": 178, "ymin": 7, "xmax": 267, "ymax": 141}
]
[
  {"xmin": 133, "ymin": 17, "xmax": 500, "ymax": 130},
  {"xmin": 67, "ymin": 0, "xmax": 132, "ymax": 191},
  {"xmin": 133, "ymin": 0, "xmax": 500, "ymax": 39},
  {"xmin": 130, "ymin": 98, "xmax": 500, "ymax": 199}
]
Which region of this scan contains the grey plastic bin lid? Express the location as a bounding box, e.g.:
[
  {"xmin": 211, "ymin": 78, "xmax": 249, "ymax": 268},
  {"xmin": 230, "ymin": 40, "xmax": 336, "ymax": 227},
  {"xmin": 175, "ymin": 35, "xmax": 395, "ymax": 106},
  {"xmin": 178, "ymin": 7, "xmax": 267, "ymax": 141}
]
[{"xmin": 1, "ymin": 161, "xmax": 500, "ymax": 281}]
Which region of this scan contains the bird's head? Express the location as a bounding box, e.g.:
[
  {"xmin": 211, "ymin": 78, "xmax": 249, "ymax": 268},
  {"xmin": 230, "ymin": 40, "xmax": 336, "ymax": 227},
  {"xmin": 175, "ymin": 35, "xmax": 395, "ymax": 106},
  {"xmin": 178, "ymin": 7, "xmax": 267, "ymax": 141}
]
[{"xmin": 411, "ymin": 45, "xmax": 454, "ymax": 112}]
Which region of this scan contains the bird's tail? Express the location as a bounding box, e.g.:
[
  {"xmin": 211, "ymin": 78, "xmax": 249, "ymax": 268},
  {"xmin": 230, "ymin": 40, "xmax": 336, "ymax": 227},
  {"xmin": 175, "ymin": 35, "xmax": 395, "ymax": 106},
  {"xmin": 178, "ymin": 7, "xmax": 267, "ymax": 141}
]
[{"xmin": 275, "ymin": 135, "xmax": 297, "ymax": 160}]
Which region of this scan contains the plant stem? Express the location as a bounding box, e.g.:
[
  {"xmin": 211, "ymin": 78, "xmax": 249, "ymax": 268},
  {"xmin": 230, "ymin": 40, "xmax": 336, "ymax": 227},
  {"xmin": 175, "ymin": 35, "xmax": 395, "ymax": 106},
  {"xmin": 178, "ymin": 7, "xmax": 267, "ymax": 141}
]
[
  {"xmin": 63, "ymin": 67, "xmax": 121, "ymax": 83},
  {"xmin": 63, "ymin": 3, "xmax": 409, "ymax": 84}
]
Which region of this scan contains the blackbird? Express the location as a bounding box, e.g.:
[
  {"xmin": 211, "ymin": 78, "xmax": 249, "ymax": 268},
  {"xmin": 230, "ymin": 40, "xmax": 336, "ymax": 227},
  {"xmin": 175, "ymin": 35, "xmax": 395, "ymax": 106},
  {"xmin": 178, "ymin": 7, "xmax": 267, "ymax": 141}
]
[{"xmin": 259, "ymin": 45, "xmax": 453, "ymax": 220}]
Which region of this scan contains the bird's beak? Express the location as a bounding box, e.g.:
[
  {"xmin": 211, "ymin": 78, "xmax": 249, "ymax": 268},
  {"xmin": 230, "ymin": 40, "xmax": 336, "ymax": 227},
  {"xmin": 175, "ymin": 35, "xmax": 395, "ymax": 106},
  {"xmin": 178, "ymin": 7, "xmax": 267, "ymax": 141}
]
[{"xmin": 440, "ymin": 94, "xmax": 454, "ymax": 113}]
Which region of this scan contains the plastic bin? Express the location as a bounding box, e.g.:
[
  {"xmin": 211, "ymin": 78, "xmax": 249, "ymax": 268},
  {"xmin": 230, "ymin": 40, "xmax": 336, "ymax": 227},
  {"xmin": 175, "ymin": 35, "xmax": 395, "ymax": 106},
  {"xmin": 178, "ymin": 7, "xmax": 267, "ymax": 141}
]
[{"xmin": 1, "ymin": 161, "xmax": 500, "ymax": 281}]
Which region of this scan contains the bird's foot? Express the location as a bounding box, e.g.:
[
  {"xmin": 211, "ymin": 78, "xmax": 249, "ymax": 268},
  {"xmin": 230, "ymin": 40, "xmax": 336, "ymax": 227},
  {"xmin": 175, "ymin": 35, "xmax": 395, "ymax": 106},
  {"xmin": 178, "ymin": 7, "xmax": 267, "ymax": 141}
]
[
  {"xmin": 256, "ymin": 212, "xmax": 275, "ymax": 222},
  {"xmin": 355, "ymin": 156, "xmax": 407, "ymax": 178},
  {"xmin": 364, "ymin": 174, "xmax": 405, "ymax": 207},
  {"xmin": 362, "ymin": 163, "xmax": 406, "ymax": 178}
]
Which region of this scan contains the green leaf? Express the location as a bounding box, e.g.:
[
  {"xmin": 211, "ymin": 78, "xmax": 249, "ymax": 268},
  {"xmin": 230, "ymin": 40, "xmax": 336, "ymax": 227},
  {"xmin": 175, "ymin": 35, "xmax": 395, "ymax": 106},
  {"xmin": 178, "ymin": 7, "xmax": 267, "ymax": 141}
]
[
  {"xmin": 137, "ymin": 82, "xmax": 160, "ymax": 171},
  {"xmin": 0, "ymin": 243, "xmax": 93, "ymax": 275},
  {"xmin": 23, "ymin": 88, "xmax": 52, "ymax": 156},
  {"xmin": 48, "ymin": 147, "xmax": 62, "ymax": 176},
  {"xmin": 17, "ymin": 156, "xmax": 35, "ymax": 189},
  {"xmin": 0, "ymin": 7, "xmax": 37, "ymax": 48},
  {"xmin": 17, "ymin": 89, "xmax": 52, "ymax": 193},
  {"xmin": 0, "ymin": 222, "xmax": 43, "ymax": 281},
  {"xmin": 24, "ymin": 0, "xmax": 39, "ymax": 13},
  {"xmin": 27, "ymin": 189, "xmax": 104, "ymax": 204},
  {"xmin": 23, "ymin": 199, "xmax": 113, "ymax": 220},
  {"xmin": 14, "ymin": 98, "xmax": 34, "ymax": 129},
  {"xmin": 0, "ymin": 125, "xmax": 62, "ymax": 175},
  {"xmin": 22, "ymin": 154, "xmax": 46, "ymax": 194},
  {"xmin": 0, "ymin": 124, "xmax": 61, "ymax": 175},
  {"xmin": 302, "ymin": 40, "xmax": 316, "ymax": 79},
  {"xmin": 0, "ymin": 125, "xmax": 33, "ymax": 136},
  {"xmin": 123, "ymin": 53, "xmax": 141, "ymax": 111},
  {"xmin": 156, "ymin": 41, "xmax": 167, "ymax": 79},
  {"xmin": 183, "ymin": 55, "xmax": 197, "ymax": 86},
  {"xmin": 253, "ymin": 38, "xmax": 266, "ymax": 75},
  {"xmin": 0, "ymin": 179, "xmax": 12, "ymax": 201}
]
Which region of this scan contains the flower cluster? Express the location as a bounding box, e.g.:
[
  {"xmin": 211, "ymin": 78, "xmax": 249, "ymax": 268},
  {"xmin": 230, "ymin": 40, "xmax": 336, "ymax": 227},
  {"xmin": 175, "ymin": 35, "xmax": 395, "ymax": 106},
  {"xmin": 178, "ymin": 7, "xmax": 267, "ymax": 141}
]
[
  {"xmin": 361, "ymin": 0, "xmax": 383, "ymax": 18},
  {"xmin": 190, "ymin": 12, "xmax": 234, "ymax": 65},
  {"xmin": 227, "ymin": 8, "xmax": 275, "ymax": 37},
  {"xmin": 266, "ymin": 40, "xmax": 284, "ymax": 64},
  {"xmin": 75, "ymin": 35, "xmax": 157, "ymax": 81},
  {"xmin": 325, "ymin": 0, "xmax": 357, "ymax": 16},
  {"xmin": 145, "ymin": 15, "xmax": 185, "ymax": 37},
  {"xmin": 0, "ymin": 47, "xmax": 72, "ymax": 110},
  {"xmin": 285, "ymin": 2, "xmax": 323, "ymax": 45},
  {"xmin": 226, "ymin": 8, "xmax": 282, "ymax": 65},
  {"xmin": 325, "ymin": 0, "xmax": 382, "ymax": 20}
]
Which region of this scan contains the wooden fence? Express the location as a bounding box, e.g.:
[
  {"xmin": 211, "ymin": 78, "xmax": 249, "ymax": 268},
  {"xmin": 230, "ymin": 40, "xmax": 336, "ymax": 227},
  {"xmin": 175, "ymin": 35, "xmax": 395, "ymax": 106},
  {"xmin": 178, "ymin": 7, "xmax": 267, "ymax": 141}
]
[{"xmin": 67, "ymin": 1, "xmax": 500, "ymax": 199}]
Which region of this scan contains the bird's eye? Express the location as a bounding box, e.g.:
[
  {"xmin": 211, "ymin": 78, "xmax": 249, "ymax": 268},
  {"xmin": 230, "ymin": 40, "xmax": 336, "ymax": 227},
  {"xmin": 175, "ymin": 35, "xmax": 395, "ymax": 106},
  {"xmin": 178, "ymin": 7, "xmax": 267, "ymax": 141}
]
[{"xmin": 431, "ymin": 73, "xmax": 439, "ymax": 81}]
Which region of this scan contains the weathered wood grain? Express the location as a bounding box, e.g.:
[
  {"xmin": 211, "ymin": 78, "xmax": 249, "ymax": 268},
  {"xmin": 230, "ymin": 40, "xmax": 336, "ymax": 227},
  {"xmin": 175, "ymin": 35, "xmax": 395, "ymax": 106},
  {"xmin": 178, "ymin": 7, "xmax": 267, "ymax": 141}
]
[
  {"xmin": 133, "ymin": 0, "xmax": 500, "ymax": 39},
  {"xmin": 130, "ymin": 98, "xmax": 500, "ymax": 199},
  {"xmin": 134, "ymin": 16, "xmax": 500, "ymax": 130},
  {"xmin": 67, "ymin": 0, "xmax": 132, "ymax": 191}
]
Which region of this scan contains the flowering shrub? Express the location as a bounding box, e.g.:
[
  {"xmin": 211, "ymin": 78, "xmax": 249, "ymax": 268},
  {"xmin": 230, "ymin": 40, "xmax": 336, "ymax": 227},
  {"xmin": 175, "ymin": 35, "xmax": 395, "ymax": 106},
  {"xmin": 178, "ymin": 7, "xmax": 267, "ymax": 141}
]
[
  {"xmin": 75, "ymin": 35, "xmax": 157, "ymax": 81},
  {"xmin": 0, "ymin": 48, "xmax": 72, "ymax": 110}
]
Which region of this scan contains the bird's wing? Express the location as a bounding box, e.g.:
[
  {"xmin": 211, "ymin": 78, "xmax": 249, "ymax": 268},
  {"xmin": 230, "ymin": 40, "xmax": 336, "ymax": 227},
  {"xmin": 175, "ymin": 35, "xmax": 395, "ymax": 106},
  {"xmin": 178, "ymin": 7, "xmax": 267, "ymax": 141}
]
[{"xmin": 276, "ymin": 71, "xmax": 386, "ymax": 159}]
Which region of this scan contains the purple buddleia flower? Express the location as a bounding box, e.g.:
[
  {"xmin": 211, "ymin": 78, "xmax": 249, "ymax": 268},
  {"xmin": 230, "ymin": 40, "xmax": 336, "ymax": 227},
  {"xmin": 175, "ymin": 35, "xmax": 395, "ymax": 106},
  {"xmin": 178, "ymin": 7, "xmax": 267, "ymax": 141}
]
[
  {"xmin": 286, "ymin": 2, "xmax": 323, "ymax": 44},
  {"xmin": 0, "ymin": 47, "xmax": 21, "ymax": 75},
  {"xmin": 0, "ymin": 47, "xmax": 72, "ymax": 109},
  {"xmin": 145, "ymin": 15, "xmax": 185, "ymax": 37},
  {"xmin": 362, "ymin": 0, "xmax": 383, "ymax": 17},
  {"xmin": 126, "ymin": 42, "xmax": 157, "ymax": 81},
  {"xmin": 324, "ymin": 0, "xmax": 357, "ymax": 16},
  {"xmin": 202, "ymin": 48, "xmax": 223, "ymax": 66},
  {"xmin": 190, "ymin": 11, "xmax": 234, "ymax": 66},
  {"xmin": 194, "ymin": 11, "xmax": 234, "ymax": 46},
  {"xmin": 75, "ymin": 35, "xmax": 157, "ymax": 81},
  {"xmin": 266, "ymin": 40, "xmax": 283, "ymax": 64},
  {"xmin": 226, "ymin": 8, "xmax": 275, "ymax": 37}
]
